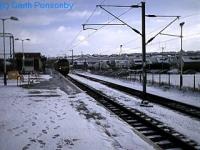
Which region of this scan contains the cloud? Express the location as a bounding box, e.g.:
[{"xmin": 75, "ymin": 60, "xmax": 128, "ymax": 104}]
[
  {"xmin": 57, "ymin": 26, "xmax": 67, "ymax": 32},
  {"xmin": 77, "ymin": 35, "xmax": 86, "ymax": 41},
  {"xmin": 65, "ymin": 10, "xmax": 101, "ymax": 18},
  {"xmin": 1, "ymin": 0, "xmax": 199, "ymax": 56},
  {"xmin": 12, "ymin": 26, "xmax": 80, "ymax": 56},
  {"xmin": 20, "ymin": 15, "xmax": 55, "ymax": 26},
  {"xmin": 81, "ymin": 40, "xmax": 89, "ymax": 46}
]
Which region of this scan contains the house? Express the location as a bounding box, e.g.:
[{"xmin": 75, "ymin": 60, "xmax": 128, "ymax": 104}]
[
  {"xmin": 109, "ymin": 55, "xmax": 130, "ymax": 69},
  {"xmin": 148, "ymin": 55, "xmax": 170, "ymax": 70},
  {"xmin": 182, "ymin": 55, "xmax": 200, "ymax": 72}
]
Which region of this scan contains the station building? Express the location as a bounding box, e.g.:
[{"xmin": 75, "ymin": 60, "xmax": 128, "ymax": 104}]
[{"xmin": 15, "ymin": 52, "xmax": 46, "ymax": 73}]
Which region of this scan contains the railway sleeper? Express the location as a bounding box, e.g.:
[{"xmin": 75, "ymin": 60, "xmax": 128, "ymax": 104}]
[
  {"xmin": 156, "ymin": 140, "xmax": 177, "ymax": 149},
  {"xmin": 118, "ymin": 113, "xmax": 130, "ymax": 117},
  {"xmin": 130, "ymin": 122, "xmax": 143, "ymax": 127},
  {"xmin": 135, "ymin": 126, "xmax": 151, "ymax": 131},
  {"xmin": 106, "ymin": 105, "xmax": 118, "ymax": 109},
  {"xmin": 114, "ymin": 111, "xmax": 126, "ymax": 115},
  {"xmin": 109, "ymin": 108, "xmax": 121, "ymax": 111},
  {"xmin": 123, "ymin": 116, "xmax": 133, "ymax": 119},
  {"xmin": 140, "ymin": 130, "xmax": 157, "ymax": 136},
  {"xmin": 171, "ymin": 132, "xmax": 181, "ymax": 137},
  {"xmin": 126, "ymin": 120, "xmax": 138, "ymax": 124},
  {"xmin": 148, "ymin": 135, "xmax": 166, "ymax": 142}
]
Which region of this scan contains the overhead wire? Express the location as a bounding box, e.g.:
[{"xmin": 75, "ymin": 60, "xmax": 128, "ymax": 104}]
[
  {"xmin": 70, "ymin": 7, "xmax": 134, "ymax": 49},
  {"xmin": 68, "ymin": 4, "xmax": 200, "ymax": 53},
  {"xmin": 119, "ymin": 13, "xmax": 200, "ymax": 53},
  {"xmin": 129, "ymin": 32, "xmax": 200, "ymax": 51},
  {"xmin": 67, "ymin": 0, "xmax": 107, "ymax": 49}
]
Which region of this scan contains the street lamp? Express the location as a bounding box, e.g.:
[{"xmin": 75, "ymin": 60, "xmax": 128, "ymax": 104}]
[
  {"xmin": 69, "ymin": 49, "xmax": 74, "ymax": 66},
  {"xmin": 180, "ymin": 22, "xmax": 185, "ymax": 89},
  {"xmin": 119, "ymin": 44, "xmax": 123, "ymax": 55},
  {"xmin": 0, "ymin": 16, "xmax": 19, "ymax": 85},
  {"xmin": 158, "ymin": 22, "xmax": 185, "ymax": 89},
  {"xmin": 15, "ymin": 38, "xmax": 30, "ymax": 73}
]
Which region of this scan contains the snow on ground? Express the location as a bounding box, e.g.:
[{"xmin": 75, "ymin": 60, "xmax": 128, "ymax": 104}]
[
  {"xmin": 77, "ymin": 72, "xmax": 200, "ymax": 107},
  {"xmin": 0, "ymin": 72, "xmax": 155, "ymax": 150},
  {"xmin": 70, "ymin": 74, "xmax": 200, "ymax": 145},
  {"xmin": 0, "ymin": 74, "xmax": 52, "ymax": 86},
  {"xmin": 133, "ymin": 73, "xmax": 200, "ymax": 90}
]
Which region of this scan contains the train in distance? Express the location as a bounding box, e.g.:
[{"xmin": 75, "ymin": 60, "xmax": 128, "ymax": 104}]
[{"xmin": 54, "ymin": 58, "xmax": 70, "ymax": 76}]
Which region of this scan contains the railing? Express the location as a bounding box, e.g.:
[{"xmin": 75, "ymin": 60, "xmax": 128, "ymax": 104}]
[
  {"xmin": 0, "ymin": 72, "xmax": 39, "ymax": 86},
  {"xmin": 125, "ymin": 73, "xmax": 200, "ymax": 91}
]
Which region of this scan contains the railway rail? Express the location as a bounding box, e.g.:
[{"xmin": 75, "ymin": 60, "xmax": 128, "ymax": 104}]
[
  {"xmin": 74, "ymin": 73, "xmax": 200, "ymax": 120},
  {"xmin": 67, "ymin": 74, "xmax": 200, "ymax": 150}
]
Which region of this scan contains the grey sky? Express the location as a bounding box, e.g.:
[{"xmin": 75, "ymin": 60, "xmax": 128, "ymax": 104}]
[{"xmin": 0, "ymin": 0, "xmax": 200, "ymax": 57}]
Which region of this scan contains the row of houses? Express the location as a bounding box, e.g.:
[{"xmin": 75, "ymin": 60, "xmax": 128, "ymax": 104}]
[{"xmin": 70, "ymin": 51, "xmax": 200, "ymax": 72}]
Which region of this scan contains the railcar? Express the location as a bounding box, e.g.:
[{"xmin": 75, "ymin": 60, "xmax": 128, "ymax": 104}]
[{"xmin": 54, "ymin": 59, "xmax": 69, "ymax": 76}]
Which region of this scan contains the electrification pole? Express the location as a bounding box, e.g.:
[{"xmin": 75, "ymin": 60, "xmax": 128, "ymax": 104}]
[
  {"xmin": 141, "ymin": 2, "xmax": 147, "ymax": 101},
  {"xmin": 2, "ymin": 19, "xmax": 6, "ymax": 85},
  {"xmin": 180, "ymin": 22, "xmax": 184, "ymax": 89}
]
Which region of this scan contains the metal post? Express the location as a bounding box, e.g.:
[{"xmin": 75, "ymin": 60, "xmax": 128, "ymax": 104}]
[
  {"xmin": 159, "ymin": 73, "xmax": 161, "ymax": 85},
  {"xmin": 194, "ymin": 73, "xmax": 196, "ymax": 91},
  {"xmin": 141, "ymin": 2, "xmax": 146, "ymax": 100},
  {"xmin": 120, "ymin": 44, "xmax": 122, "ymax": 55},
  {"xmin": 72, "ymin": 49, "xmax": 74, "ymax": 66},
  {"xmin": 162, "ymin": 47, "xmax": 164, "ymax": 72},
  {"xmin": 152, "ymin": 73, "xmax": 154, "ymax": 84},
  {"xmin": 180, "ymin": 22, "xmax": 184, "ymax": 89},
  {"xmin": 12, "ymin": 36, "xmax": 16, "ymax": 68},
  {"xmin": 9, "ymin": 36, "xmax": 12, "ymax": 58},
  {"xmin": 22, "ymin": 40, "xmax": 25, "ymax": 73},
  {"xmin": 2, "ymin": 19, "xmax": 7, "ymax": 85}
]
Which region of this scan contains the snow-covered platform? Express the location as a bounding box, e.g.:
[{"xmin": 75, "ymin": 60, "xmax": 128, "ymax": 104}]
[{"xmin": 0, "ymin": 72, "xmax": 155, "ymax": 150}]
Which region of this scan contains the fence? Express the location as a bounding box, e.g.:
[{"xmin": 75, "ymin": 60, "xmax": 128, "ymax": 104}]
[
  {"xmin": 0, "ymin": 73, "xmax": 39, "ymax": 86},
  {"xmin": 126, "ymin": 73, "xmax": 200, "ymax": 91}
]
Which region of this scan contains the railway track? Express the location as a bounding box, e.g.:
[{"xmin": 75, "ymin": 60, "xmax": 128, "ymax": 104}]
[
  {"xmin": 74, "ymin": 73, "xmax": 200, "ymax": 120},
  {"xmin": 67, "ymin": 75, "xmax": 200, "ymax": 150}
]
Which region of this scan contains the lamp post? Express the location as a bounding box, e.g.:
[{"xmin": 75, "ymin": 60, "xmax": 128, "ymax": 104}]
[
  {"xmin": 15, "ymin": 38, "xmax": 30, "ymax": 73},
  {"xmin": 180, "ymin": 22, "xmax": 185, "ymax": 89},
  {"xmin": 69, "ymin": 49, "xmax": 74, "ymax": 66},
  {"xmin": 119, "ymin": 44, "xmax": 123, "ymax": 55},
  {"xmin": 158, "ymin": 22, "xmax": 185, "ymax": 89},
  {"xmin": 0, "ymin": 16, "xmax": 18, "ymax": 85}
]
